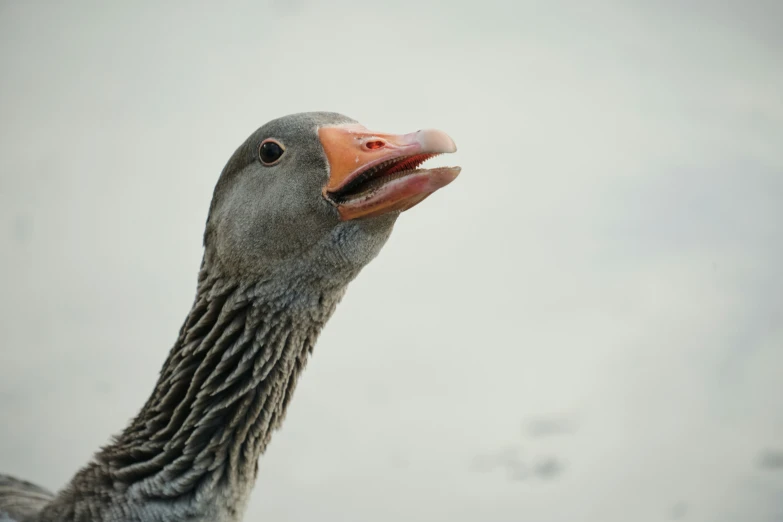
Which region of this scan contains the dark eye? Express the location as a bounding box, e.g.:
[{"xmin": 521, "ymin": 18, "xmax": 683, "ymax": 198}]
[{"xmin": 259, "ymin": 139, "xmax": 285, "ymax": 165}]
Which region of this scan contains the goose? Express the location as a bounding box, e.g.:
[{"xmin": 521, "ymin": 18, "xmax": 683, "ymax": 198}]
[{"xmin": 0, "ymin": 112, "xmax": 460, "ymax": 522}]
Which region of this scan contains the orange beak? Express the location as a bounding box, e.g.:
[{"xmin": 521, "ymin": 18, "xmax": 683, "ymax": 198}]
[{"xmin": 319, "ymin": 123, "xmax": 460, "ymax": 220}]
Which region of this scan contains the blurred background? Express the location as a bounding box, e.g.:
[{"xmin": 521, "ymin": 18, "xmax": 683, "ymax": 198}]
[{"xmin": 1, "ymin": 1, "xmax": 781, "ymax": 521}]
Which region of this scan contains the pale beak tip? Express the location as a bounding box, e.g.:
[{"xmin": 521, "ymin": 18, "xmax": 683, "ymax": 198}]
[{"xmin": 417, "ymin": 129, "xmax": 457, "ymax": 154}]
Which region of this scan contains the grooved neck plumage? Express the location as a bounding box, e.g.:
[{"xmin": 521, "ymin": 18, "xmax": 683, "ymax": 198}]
[{"xmin": 35, "ymin": 261, "xmax": 352, "ymax": 522}]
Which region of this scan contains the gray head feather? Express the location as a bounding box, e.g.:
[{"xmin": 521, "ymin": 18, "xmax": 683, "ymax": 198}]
[{"xmin": 205, "ymin": 111, "xmax": 397, "ymax": 281}]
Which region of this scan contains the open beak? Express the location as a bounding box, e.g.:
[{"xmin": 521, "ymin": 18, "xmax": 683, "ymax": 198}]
[{"xmin": 319, "ymin": 123, "xmax": 461, "ymax": 221}]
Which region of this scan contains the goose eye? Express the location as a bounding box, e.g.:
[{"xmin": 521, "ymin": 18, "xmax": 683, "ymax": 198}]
[{"xmin": 259, "ymin": 139, "xmax": 284, "ymax": 165}]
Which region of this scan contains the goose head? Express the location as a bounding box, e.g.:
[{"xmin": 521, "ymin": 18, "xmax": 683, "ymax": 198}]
[{"xmin": 203, "ymin": 112, "xmax": 460, "ymax": 281}]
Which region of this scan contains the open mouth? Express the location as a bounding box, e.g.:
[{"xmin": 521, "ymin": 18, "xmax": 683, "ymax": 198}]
[
  {"xmin": 326, "ymin": 153, "xmax": 441, "ymax": 203},
  {"xmin": 318, "ymin": 124, "xmax": 460, "ymax": 220}
]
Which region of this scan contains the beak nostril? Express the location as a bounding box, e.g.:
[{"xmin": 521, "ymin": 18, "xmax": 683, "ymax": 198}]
[{"xmin": 365, "ymin": 139, "xmax": 385, "ymax": 150}]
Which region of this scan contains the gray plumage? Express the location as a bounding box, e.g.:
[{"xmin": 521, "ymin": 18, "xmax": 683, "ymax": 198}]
[
  {"xmin": 0, "ymin": 476, "xmax": 54, "ymax": 521},
  {"xmin": 0, "ymin": 111, "xmax": 446, "ymax": 522}
]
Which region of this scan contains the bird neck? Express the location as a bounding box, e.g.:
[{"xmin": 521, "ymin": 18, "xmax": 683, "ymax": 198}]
[{"xmin": 38, "ymin": 262, "xmax": 351, "ymax": 522}]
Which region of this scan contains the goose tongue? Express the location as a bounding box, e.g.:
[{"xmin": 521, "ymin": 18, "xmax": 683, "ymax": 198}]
[{"xmin": 319, "ymin": 123, "xmax": 461, "ymax": 221}]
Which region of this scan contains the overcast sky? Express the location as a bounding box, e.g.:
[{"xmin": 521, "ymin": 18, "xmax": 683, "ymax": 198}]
[{"xmin": 1, "ymin": 1, "xmax": 782, "ymax": 521}]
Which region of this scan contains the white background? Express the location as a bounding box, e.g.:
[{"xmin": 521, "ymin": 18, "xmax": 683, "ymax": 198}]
[{"xmin": 1, "ymin": 1, "xmax": 782, "ymax": 520}]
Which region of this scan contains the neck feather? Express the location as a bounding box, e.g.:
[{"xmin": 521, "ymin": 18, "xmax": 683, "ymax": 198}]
[{"xmin": 37, "ymin": 263, "xmax": 350, "ymax": 522}]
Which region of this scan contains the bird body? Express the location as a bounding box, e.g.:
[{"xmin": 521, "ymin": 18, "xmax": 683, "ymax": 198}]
[{"xmin": 1, "ymin": 112, "xmax": 460, "ymax": 522}]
